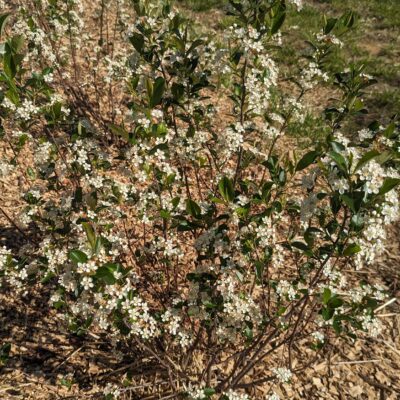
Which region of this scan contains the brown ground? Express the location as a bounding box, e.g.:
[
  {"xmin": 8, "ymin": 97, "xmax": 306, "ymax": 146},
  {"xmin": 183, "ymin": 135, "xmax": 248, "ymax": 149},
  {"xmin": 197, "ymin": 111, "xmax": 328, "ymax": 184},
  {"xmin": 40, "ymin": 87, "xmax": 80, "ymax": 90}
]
[{"xmin": 1, "ymin": 0, "xmax": 400, "ymax": 399}]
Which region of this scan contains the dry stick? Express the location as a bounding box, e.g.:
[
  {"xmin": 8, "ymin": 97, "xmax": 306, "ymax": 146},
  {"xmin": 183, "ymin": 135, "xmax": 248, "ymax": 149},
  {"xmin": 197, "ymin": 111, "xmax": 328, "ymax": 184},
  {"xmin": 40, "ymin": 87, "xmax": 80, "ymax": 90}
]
[
  {"xmin": 217, "ymin": 327, "xmax": 279, "ymax": 391},
  {"xmin": 44, "ymin": 127, "xmax": 80, "ymax": 187},
  {"xmin": 377, "ymin": 313, "xmax": 400, "ymax": 317},
  {"xmin": 99, "ymin": 0, "xmax": 105, "ymax": 48},
  {"xmin": 132, "ymin": 336, "xmax": 182, "ymax": 379},
  {"xmin": 66, "ymin": 0, "xmax": 78, "ymax": 82},
  {"xmin": 0, "ymin": 206, "xmax": 38, "ymax": 245},
  {"xmin": 228, "ymin": 212, "xmax": 349, "ymax": 390},
  {"xmin": 122, "ymin": 221, "xmax": 165, "ymax": 306},
  {"xmin": 377, "ymin": 340, "xmax": 400, "ymax": 356},
  {"xmin": 359, "ymin": 373, "xmax": 400, "ymax": 394},
  {"xmin": 259, "ymin": 89, "xmax": 305, "ymax": 187},
  {"xmin": 182, "ymin": 325, "xmax": 204, "ymax": 371},
  {"xmin": 332, "ymin": 359, "xmax": 381, "ymax": 366},
  {"xmin": 194, "ymin": 167, "xmax": 204, "ymax": 201},
  {"xmin": 286, "ymin": 209, "xmax": 349, "ymax": 368},
  {"xmin": 232, "ymin": 57, "xmax": 248, "ymax": 188},
  {"xmin": 51, "ymin": 345, "xmax": 85, "ymax": 372},
  {"xmin": 287, "ymin": 295, "xmax": 310, "ymax": 369},
  {"xmin": 142, "ymin": 393, "xmax": 181, "ymax": 400},
  {"xmin": 229, "ymin": 334, "xmax": 289, "ymax": 389},
  {"xmin": 119, "ymin": 380, "xmax": 179, "ymax": 392},
  {"xmin": 375, "ymin": 297, "xmax": 397, "ymax": 312}
]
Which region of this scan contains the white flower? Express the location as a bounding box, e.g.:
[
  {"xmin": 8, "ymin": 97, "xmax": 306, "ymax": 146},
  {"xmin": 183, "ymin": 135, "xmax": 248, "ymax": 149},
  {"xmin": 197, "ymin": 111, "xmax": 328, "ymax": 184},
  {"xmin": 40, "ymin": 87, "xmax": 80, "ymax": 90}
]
[
  {"xmin": 81, "ymin": 276, "xmax": 94, "ymax": 290},
  {"xmin": 331, "ymin": 177, "xmax": 349, "ymax": 194},
  {"xmin": 15, "ymin": 99, "xmax": 39, "ymax": 121},
  {"xmin": 151, "ymin": 109, "xmax": 163, "ymax": 120},
  {"xmin": 276, "ymin": 280, "xmax": 296, "ymax": 301},
  {"xmin": 312, "ymin": 331, "xmax": 325, "ymax": 342},
  {"xmin": 358, "ymin": 128, "xmax": 373, "ymax": 141},
  {"xmin": 44, "ymin": 72, "xmax": 54, "ymax": 83},
  {"xmin": 288, "ymin": 0, "xmax": 303, "ymax": 10},
  {"xmin": 360, "ymin": 313, "xmax": 382, "ymax": 337},
  {"xmin": 223, "ymin": 389, "xmax": 251, "ymax": 400},
  {"xmin": 273, "ymin": 367, "xmax": 292, "ymax": 383}
]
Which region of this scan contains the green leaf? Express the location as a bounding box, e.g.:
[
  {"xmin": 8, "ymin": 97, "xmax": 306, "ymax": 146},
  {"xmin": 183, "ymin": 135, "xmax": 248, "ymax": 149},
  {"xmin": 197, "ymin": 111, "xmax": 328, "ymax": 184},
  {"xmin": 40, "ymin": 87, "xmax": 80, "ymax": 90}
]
[
  {"xmin": 10, "ymin": 35, "xmax": 24, "ymax": 53},
  {"xmin": 82, "ymin": 222, "xmax": 96, "ymax": 250},
  {"xmin": 108, "ymin": 123, "xmax": 129, "ymax": 140},
  {"xmin": 218, "ymin": 176, "xmax": 234, "ymax": 202},
  {"xmin": 383, "ymin": 122, "xmax": 396, "ymax": 139},
  {"xmin": 255, "ymin": 261, "xmax": 264, "ymax": 281},
  {"xmin": 350, "ymin": 214, "xmax": 364, "ymax": 231},
  {"xmin": 0, "ymin": 13, "xmax": 10, "ymax": 37},
  {"xmin": 329, "ymin": 151, "xmax": 347, "ymax": 174},
  {"xmin": 341, "ymin": 192, "xmax": 363, "ymax": 213},
  {"xmin": 341, "ymin": 11, "xmax": 355, "ymax": 28},
  {"xmin": 304, "ymin": 227, "xmax": 321, "ymax": 247},
  {"xmin": 296, "ymin": 151, "xmax": 320, "ymax": 171},
  {"xmin": 129, "ymin": 32, "xmax": 144, "ymax": 53},
  {"xmin": 324, "ymin": 17, "xmax": 337, "ymax": 34},
  {"xmin": 244, "ymin": 325, "xmax": 253, "ymax": 341},
  {"xmin": 291, "ymin": 241, "xmax": 313, "ymax": 256},
  {"xmin": 3, "ymin": 50, "xmax": 16, "ymax": 78},
  {"xmin": 355, "ymin": 150, "xmax": 380, "ymax": 171},
  {"xmin": 328, "ymin": 296, "xmax": 343, "ymax": 308},
  {"xmin": 68, "ymin": 250, "xmax": 88, "ymax": 264},
  {"xmin": 378, "ymin": 178, "xmax": 400, "ymax": 196},
  {"xmin": 332, "ymin": 316, "xmax": 343, "ymax": 334},
  {"xmin": 187, "ymin": 39, "xmax": 204, "ymax": 54},
  {"xmin": 146, "ymin": 78, "xmax": 153, "ymax": 104},
  {"xmin": 94, "ymin": 236, "xmax": 103, "ymax": 255},
  {"xmin": 343, "ymin": 243, "xmax": 361, "ymax": 256},
  {"xmin": 322, "ymin": 288, "xmax": 332, "ymax": 305},
  {"xmin": 95, "ymin": 263, "xmax": 119, "ymax": 285},
  {"xmin": 0, "ymin": 342, "xmax": 11, "ymax": 364},
  {"xmin": 203, "ymin": 388, "xmax": 216, "ymax": 396},
  {"xmin": 322, "ymin": 307, "xmax": 334, "ymax": 321},
  {"xmin": 26, "ymin": 167, "xmax": 36, "ymax": 180},
  {"xmin": 186, "ymin": 198, "xmax": 201, "ymax": 219},
  {"xmin": 271, "ymin": 11, "xmax": 286, "ymax": 35},
  {"xmin": 171, "ymin": 82, "xmax": 185, "ymax": 102},
  {"xmin": 150, "ymin": 77, "xmax": 165, "ymax": 107}
]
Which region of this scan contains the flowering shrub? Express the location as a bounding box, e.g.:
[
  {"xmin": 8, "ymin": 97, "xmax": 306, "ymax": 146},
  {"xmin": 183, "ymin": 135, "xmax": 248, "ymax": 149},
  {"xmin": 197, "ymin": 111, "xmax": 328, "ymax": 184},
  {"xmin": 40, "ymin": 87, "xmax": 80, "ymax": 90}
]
[{"xmin": 0, "ymin": 0, "xmax": 399, "ymax": 398}]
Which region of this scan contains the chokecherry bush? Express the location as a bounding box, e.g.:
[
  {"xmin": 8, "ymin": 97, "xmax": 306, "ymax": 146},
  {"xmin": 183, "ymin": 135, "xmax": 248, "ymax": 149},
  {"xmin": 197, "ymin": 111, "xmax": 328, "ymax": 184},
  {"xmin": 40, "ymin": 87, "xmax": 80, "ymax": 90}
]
[{"xmin": 0, "ymin": 0, "xmax": 399, "ymax": 398}]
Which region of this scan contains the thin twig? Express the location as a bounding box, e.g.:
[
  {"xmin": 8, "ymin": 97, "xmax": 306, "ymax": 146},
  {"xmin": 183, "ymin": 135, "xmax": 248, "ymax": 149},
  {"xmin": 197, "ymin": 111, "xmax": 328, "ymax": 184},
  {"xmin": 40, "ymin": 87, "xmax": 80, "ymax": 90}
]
[
  {"xmin": 51, "ymin": 345, "xmax": 85, "ymax": 372},
  {"xmin": 332, "ymin": 359, "xmax": 381, "ymax": 365},
  {"xmin": 375, "ymin": 297, "xmax": 397, "ymax": 312}
]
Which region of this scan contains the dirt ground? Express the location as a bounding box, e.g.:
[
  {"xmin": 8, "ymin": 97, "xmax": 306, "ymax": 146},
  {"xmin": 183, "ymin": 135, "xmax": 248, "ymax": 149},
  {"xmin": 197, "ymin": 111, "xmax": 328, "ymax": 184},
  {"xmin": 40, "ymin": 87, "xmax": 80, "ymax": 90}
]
[{"xmin": 1, "ymin": 0, "xmax": 400, "ymax": 399}]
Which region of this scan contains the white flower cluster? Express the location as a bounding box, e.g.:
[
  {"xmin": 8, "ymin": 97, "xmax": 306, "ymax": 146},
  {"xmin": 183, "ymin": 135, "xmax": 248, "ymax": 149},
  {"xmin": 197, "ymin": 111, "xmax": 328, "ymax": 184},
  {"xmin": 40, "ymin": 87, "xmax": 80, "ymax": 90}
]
[
  {"xmin": 266, "ymin": 393, "xmax": 280, "ymax": 400},
  {"xmin": 300, "ymin": 62, "xmax": 329, "ymax": 90},
  {"xmin": 0, "ymin": 247, "xmax": 12, "ymax": 271},
  {"xmin": 273, "ymin": 367, "xmax": 293, "ymax": 383},
  {"xmin": 276, "ymin": 280, "xmax": 297, "ymax": 301},
  {"xmin": 312, "ymin": 331, "xmax": 325, "ymax": 343},
  {"xmin": 223, "ymin": 389, "xmax": 251, "ymax": 400},
  {"xmin": 360, "ymin": 313, "xmax": 383, "ymax": 338},
  {"xmin": 358, "ymin": 160, "xmax": 385, "ymax": 194},
  {"xmin": 215, "ymin": 274, "xmax": 262, "ymax": 338},
  {"xmin": 0, "ymin": 160, "xmax": 14, "ymax": 177},
  {"xmin": 247, "ymin": 55, "xmax": 278, "ymax": 115},
  {"xmin": 316, "ymin": 31, "xmax": 343, "ymax": 48},
  {"xmin": 15, "ymin": 99, "xmax": 39, "ymax": 121},
  {"xmin": 288, "ymin": 0, "xmax": 303, "ymax": 10}
]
